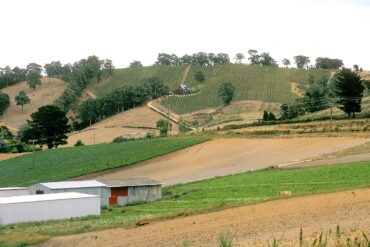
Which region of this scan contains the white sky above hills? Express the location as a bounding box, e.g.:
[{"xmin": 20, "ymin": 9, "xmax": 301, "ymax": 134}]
[{"xmin": 1, "ymin": 0, "xmax": 369, "ymax": 69}]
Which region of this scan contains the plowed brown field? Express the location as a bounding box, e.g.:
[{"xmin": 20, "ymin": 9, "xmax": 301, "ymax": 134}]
[{"xmin": 80, "ymin": 137, "xmax": 369, "ymax": 185}]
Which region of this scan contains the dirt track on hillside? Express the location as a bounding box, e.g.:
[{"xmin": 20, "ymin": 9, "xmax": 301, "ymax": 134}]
[
  {"xmin": 66, "ymin": 106, "xmax": 178, "ymax": 146},
  {"xmin": 39, "ymin": 188, "xmax": 370, "ymax": 247},
  {"xmin": 1, "ymin": 78, "xmax": 66, "ymax": 130},
  {"xmin": 80, "ymin": 137, "xmax": 369, "ymax": 185}
]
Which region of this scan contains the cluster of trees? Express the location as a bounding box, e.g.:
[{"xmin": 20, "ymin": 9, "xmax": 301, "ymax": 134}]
[
  {"xmin": 155, "ymin": 52, "xmax": 230, "ymax": 66},
  {"xmin": 278, "ymin": 68, "xmax": 365, "ymax": 120},
  {"xmin": 315, "ymin": 57, "xmax": 343, "ymax": 69},
  {"xmin": 53, "ymin": 56, "xmax": 114, "ymax": 112},
  {"xmin": 247, "ymin": 50, "xmax": 277, "ymax": 66},
  {"xmin": 0, "ymin": 66, "xmax": 27, "ymax": 89},
  {"xmin": 78, "ymin": 76, "xmax": 169, "ymax": 126},
  {"xmin": 262, "ymin": 111, "xmax": 276, "ymax": 121},
  {"xmin": 153, "ymin": 52, "xmax": 344, "ymax": 70}
]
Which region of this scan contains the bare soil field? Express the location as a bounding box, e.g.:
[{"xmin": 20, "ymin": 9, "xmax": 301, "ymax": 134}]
[
  {"xmin": 1, "ymin": 78, "xmax": 66, "ymax": 130},
  {"xmin": 0, "ymin": 153, "xmax": 26, "ymax": 161},
  {"xmin": 66, "ymin": 106, "xmax": 178, "ymax": 146},
  {"xmin": 81, "ymin": 137, "xmax": 369, "ymax": 185},
  {"xmin": 181, "ymin": 100, "xmax": 281, "ymax": 129},
  {"xmin": 39, "ymin": 188, "xmax": 370, "ymax": 247}
]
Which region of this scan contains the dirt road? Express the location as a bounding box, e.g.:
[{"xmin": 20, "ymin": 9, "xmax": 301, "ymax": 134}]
[
  {"xmin": 39, "ymin": 188, "xmax": 370, "ymax": 247},
  {"xmin": 81, "ymin": 137, "xmax": 369, "ymax": 185}
]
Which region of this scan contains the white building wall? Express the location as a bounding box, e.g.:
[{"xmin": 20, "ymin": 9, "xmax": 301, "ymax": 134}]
[
  {"xmin": 0, "ymin": 196, "xmax": 100, "ymax": 225},
  {"xmin": 29, "ymin": 185, "xmax": 111, "ymax": 206},
  {"xmin": 0, "ymin": 189, "xmax": 29, "ymax": 197}
]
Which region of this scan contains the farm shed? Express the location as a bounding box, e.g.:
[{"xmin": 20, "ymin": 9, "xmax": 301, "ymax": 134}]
[
  {"xmin": 0, "ymin": 187, "xmax": 29, "ymax": 197},
  {"xmin": 28, "ymin": 180, "xmax": 110, "ymax": 206},
  {"xmin": 28, "ymin": 178, "xmax": 162, "ymax": 206},
  {"xmin": 98, "ymin": 178, "xmax": 162, "ymax": 206},
  {"xmin": 0, "ymin": 192, "xmax": 100, "ymax": 225}
]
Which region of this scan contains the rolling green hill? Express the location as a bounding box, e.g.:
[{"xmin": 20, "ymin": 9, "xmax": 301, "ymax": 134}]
[{"xmin": 93, "ymin": 65, "xmax": 329, "ymax": 114}]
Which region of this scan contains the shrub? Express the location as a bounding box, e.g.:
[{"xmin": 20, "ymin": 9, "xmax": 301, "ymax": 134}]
[
  {"xmin": 112, "ymin": 136, "xmax": 129, "ymax": 143},
  {"xmin": 74, "ymin": 140, "xmax": 84, "ymax": 147}
]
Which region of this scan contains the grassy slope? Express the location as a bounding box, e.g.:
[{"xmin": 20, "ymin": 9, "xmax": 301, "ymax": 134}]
[
  {"xmin": 91, "ymin": 65, "xmax": 329, "ymax": 114},
  {"xmin": 1, "ymin": 161, "xmax": 369, "ymax": 246},
  {"xmin": 160, "ymin": 65, "xmax": 330, "ymax": 114},
  {"xmin": 0, "ymin": 136, "xmax": 209, "ymax": 187},
  {"xmin": 94, "ymin": 65, "xmax": 187, "ymax": 97}
]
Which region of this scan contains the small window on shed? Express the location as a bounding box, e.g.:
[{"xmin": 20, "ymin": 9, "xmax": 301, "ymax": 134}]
[{"xmin": 36, "ymin": 190, "xmax": 44, "ymax": 194}]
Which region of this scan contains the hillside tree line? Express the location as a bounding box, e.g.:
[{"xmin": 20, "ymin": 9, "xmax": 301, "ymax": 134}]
[
  {"xmin": 77, "ymin": 76, "xmax": 169, "ymax": 126},
  {"xmin": 153, "ymin": 52, "xmax": 343, "ymax": 70}
]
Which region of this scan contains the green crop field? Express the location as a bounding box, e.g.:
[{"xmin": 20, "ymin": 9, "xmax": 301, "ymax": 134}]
[
  {"xmin": 0, "ymin": 136, "xmax": 209, "ymax": 187},
  {"xmin": 95, "ymin": 65, "xmax": 187, "ymax": 97},
  {"xmin": 1, "ymin": 161, "xmax": 369, "ymax": 246}
]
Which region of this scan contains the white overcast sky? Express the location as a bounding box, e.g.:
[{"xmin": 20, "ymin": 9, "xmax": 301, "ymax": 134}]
[{"xmin": 1, "ymin": 0, "xmax": 369, "ymax": 69}]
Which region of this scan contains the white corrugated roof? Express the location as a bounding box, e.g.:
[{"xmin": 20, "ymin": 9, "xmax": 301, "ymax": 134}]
[
  {"xmin": 0, "ymin": 187, "xmax": 27, "ymax": 191},
  {"xmin": 0, "ymin": 192, "xmax": 98, "ymax": 204},
  {"xmin": 40, "ymin": 180, "xmax": 105, "ymax": 189}
]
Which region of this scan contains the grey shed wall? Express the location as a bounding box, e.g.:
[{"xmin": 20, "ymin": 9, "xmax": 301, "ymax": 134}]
[{"xmin": 128, "ymin": 185, "xmax": 161, "ymax": 203}]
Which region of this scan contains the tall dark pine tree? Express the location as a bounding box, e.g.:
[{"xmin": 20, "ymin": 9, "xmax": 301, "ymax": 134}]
[
  {"xmin": 28, "ymin": 105, "xmax": 71, "ymax": 148},
  {"xmin": 333, "ymin": 68, "xmax": 364, "ymax": 117}
]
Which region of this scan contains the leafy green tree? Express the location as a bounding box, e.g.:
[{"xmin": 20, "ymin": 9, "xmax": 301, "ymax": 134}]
[
  {"xmin": 212, "ymin": 53, "xmax": 230, "ymax": 65},
  {"xmin": 130, "ymin": 61, "xmax": 143, "ymax": 68},
  {"xmin": 353, "ymin": 64, "xmax": 359, "ymax": 71},
  {"xmin": 28, "ymin": 105, "xmax": 71, "ymax": 148},
  {"xmin": 268, "ymin": 112, "xmax": 276, "ymax": 121},
  {"xmin": 155, "ymin": 53, "xmax": 179, "ymax": 66},
  {"xmin": 248, "ymin": 49, "xmax": 260, "ymax": 64},
  {"xmin": 141, "ymin": 76, "xmax": 169, "ymax": 99},
  {"xmin": 259, "ymin": 52, "xmax": 277, "ymax": 66},
  {"xmin": 15, "ymin": 90, "xmax": 30, "ymax": 111},
  {"xmin": 294, "ymin": 55, "xmax": 310, "ymax": 69},
  {"xmin": 191, "ymin": 52, "xmax": 210, "ymax": 66},
  {"xmin": 156, "ymin": 119, "xmax": 171, "ymax": 136},
  {"xmin": 218, "ymin": 81, "xmax": 235, "ymax": 105},
  {"xmin": 44, "ymin": 61, "xmax": 63, "ymax": 83},
  {"xmin": 282, "ymin": 59, "xmax": 290, "ymax": 68},
  {"xmin": 302, "ymin": 75, "xmax": 330, "ymax": 113},
  {"xmin": 180, "ymin": 54, "xmax": 193, "ymax": 65},
  {"xmin": 263, "ymin": 111, "xmax": 269, "ymax": 121},
  {"xmin": 315, "ymin": 57, "xmax": 343, "ymax": 69},
  {"xmin": 194, "ymin": 71, "xmax": 205, "ymax": 83},
  {"xmin": 333, "ymin": 68, "xmax": 365, "ymax": 117},
  {"xmin": 234, "ymin": 53, "xmax": 245, "ymax": 64},
  {"xmin": 26, "ymin": 63, "xmax": 42, "ymax": 89},
  {"xmin": 0, "ymin": 92, "xmax": 10, "ymax": 116},
  {"xmin": 78, "ymin": 99, "xmax": 101, "ymax": 126},
  {"xmin": 280, "ymin": 104, "xmax": 289, "ymax": 120}
]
